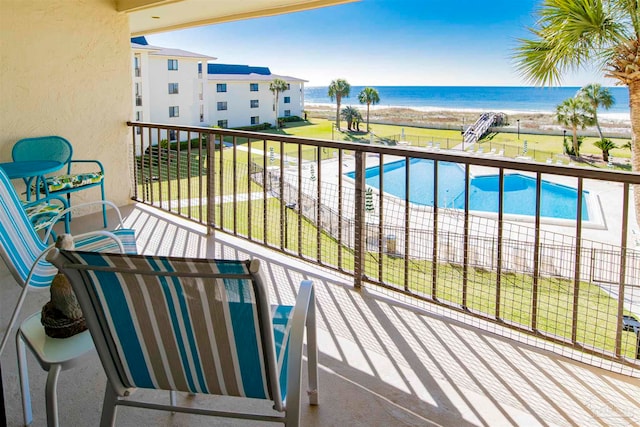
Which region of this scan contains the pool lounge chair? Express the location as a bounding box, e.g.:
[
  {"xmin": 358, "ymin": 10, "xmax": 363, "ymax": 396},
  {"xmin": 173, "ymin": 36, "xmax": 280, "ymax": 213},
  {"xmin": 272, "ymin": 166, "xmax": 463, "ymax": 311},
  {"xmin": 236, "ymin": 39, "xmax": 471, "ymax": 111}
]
[
  {"xmin": 47, "ymin": 251, "xmax": 319, "ymax": 427},
  {"xmin": 0, "ymin": 166, "xmax": 137, "ymax": 426}
]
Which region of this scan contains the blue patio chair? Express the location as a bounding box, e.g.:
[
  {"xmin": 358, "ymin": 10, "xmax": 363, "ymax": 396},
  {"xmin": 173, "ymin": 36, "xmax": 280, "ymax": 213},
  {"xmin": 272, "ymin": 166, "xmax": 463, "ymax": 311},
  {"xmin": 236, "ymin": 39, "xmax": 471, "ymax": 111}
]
[
  {"xmin": 47, "ymin": 251, "xmax": 319, "ymax": 427},
  {"xmin": 13, "ymin": 136, "xmax": 108, "ymax": 228},
  {"xmin": 0, "ymin": 166, "xmax": 137, "ymax": 426}
]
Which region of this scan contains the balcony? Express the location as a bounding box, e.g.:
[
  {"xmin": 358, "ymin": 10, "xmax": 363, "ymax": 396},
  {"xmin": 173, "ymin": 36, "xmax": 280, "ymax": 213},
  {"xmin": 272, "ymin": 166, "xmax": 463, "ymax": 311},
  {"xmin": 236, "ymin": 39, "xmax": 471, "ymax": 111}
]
[
  {"xmin": 1, "ymin": 122, "xmax": 639, "ymax": 426},
  {"xmin": 1, "ymin": 201, "xmax": 639, "ymax": 426}
]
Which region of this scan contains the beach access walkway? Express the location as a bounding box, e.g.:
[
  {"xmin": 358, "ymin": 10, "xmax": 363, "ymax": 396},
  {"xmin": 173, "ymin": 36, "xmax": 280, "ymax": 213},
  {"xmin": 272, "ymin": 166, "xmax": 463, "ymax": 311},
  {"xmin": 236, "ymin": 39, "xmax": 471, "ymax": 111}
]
[{"xmin": 461, "ymin": 112, "xmax": 499, "ymax": 149}]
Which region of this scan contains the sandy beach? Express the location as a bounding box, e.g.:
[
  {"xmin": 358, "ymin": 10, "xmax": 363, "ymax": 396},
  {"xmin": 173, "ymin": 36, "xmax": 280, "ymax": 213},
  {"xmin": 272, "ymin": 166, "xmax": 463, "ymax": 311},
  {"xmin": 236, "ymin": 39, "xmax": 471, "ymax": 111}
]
[{"xmin": 305, "ymin": 104, "xmax": 632, "ymax": 135}]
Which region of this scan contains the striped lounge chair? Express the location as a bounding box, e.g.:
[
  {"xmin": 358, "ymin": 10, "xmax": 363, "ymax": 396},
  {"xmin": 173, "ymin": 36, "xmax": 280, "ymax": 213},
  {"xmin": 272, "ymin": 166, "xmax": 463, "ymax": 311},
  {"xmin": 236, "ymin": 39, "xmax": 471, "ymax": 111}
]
[
  {"xmin": 0, "ymin": 166, "xmax": 137, "ymax": 426},
  {"xmin": 47, "ymin": 250, "xmax": 318, "ymax": 427}
]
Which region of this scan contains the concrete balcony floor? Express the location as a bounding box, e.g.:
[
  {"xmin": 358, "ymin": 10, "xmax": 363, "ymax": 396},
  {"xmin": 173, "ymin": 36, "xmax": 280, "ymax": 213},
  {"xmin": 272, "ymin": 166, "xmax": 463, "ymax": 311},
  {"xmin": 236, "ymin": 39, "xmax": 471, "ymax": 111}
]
[{"xmin": 1, "ymin": 203, "xmax": 639, "ymax": 426}]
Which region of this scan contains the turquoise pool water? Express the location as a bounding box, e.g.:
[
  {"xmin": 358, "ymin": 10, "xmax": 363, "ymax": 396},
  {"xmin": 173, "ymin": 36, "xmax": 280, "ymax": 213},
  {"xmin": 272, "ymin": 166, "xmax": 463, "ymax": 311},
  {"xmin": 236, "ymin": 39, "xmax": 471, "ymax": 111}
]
[{"xmin": 347, "ymin": 158, "xmax": 590, "ymax": 220}]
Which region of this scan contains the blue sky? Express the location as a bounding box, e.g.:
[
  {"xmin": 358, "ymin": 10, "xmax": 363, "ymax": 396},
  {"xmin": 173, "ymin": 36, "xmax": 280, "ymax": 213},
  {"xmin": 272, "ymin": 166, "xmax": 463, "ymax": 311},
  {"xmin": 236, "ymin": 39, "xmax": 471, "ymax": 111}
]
[{"xmin": 146, "ymin": 0, "xmax": 611, "ymax": 87}]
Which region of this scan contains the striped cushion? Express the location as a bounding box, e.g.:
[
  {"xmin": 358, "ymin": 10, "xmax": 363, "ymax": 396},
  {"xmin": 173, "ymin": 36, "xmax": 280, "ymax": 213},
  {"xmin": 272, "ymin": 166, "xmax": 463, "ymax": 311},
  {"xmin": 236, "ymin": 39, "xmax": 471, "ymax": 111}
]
[{"xmin": 69, "ymin": 253, "xmax": 284, "ymax": 399}]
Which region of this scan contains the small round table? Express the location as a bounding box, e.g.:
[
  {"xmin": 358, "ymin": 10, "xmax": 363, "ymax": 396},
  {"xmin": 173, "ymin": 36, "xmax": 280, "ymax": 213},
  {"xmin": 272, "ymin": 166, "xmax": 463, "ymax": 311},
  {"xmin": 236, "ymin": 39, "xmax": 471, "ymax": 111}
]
[{"xmin": 0, "ymin": 160, "xmax": 64, "ymax": 200}]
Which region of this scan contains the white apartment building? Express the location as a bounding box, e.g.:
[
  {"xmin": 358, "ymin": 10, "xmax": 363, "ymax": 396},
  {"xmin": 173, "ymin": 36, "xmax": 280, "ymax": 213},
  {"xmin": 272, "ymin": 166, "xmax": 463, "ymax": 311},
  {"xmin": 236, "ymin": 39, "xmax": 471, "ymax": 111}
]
[
  {"xmin": 131, "ymin": 37, "xmax": 306, "ymax": 149},
  {"xmin": 132, "ymin": 37, "xmax": 211, "ymax": 148},
  {"xmin": 206, "ymin": 64, "xmax": 306, "ymax": 129}
]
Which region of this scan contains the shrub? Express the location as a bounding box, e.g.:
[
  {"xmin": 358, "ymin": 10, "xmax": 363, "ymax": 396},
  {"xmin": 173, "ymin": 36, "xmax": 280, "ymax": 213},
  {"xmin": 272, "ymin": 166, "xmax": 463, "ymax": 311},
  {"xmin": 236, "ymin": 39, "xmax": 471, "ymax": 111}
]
[
  {"xmin": 233, "ymin": 122, "xmax": 273, "ymax": 131},
  {"xmin": 278, "ymin": 115, "xmax": 302, "ymax": 123},
  {"xmin": 563, "ymin": 135, "xmax": 584, "ymax": 156},
  {"xmin": 157, "ymin": 135, "xmax": 220, "ymax": 151}
]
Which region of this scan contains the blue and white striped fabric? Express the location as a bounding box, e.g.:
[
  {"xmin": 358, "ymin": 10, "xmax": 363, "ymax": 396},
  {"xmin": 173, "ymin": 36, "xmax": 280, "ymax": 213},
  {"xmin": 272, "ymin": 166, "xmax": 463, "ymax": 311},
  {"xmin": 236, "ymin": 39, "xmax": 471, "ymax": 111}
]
[
  {"xmin": 66, "ymin": 251, "xmax": 294, "ymax": 402},
  {"xmin": 0, "ymin": 167, "xmax": 137, "ymax": 289}
]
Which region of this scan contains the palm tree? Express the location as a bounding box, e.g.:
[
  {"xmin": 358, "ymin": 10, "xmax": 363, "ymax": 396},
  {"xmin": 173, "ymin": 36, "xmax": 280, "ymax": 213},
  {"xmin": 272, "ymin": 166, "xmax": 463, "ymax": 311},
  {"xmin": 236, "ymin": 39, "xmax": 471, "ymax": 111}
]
[
  {"xmin": 594, "ymin": 138, "xmax": 618, "ymax": 162},
  {"xmin": 577, "ymin": 83, "xmax": 615, "ymax": 140},
  {"xmin": 556, "ymin": 97, "xmax": 594, "ymax": 157},
  {"xmin": 328, "ymin": 79, "xmax": 351, "ymax": 130},
  {"xmin": 513, "ymin": 0, "xmax": 640, "ymax": 223},
  {"xmin": 353, "ymin": 109, "xmax": 363, "ymax": 132},
  {"xmin": 341, "ymin": 106, "xmax": 359, "ymax": 131},
  {"xmin": 269, "ymin": 78, "xmax": 288, "ymax": 128},
  {"xmin": 358, "ymin": 87, "xmax": 380, "ymax": 132}
]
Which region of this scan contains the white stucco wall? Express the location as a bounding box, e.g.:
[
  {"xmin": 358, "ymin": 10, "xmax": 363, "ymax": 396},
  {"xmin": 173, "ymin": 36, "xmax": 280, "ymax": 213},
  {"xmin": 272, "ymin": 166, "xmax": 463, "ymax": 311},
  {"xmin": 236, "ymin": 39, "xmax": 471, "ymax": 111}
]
[
  {"xmin": 148, "ymin": 56, "xmax": 204, "ymax": 127},
  {"xmin": 207, "ymin": 78, "xmax": 305, "ymax": 128},
  {"xmin": 1, "ymin": 0, "xmax": 133, "ymax": 209},
  {"xmin": 282, "ymin": 82, "xmax": 305, "ymax": 118},
  {"xmin": 206, "ymin": 80, "xmax": 273, "ymax": 128}
]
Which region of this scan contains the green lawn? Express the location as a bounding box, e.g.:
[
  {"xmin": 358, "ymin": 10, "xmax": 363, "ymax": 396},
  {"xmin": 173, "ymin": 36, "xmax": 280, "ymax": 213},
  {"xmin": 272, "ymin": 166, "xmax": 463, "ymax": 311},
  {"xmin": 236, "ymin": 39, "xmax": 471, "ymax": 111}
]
[
  {"xmin": 262, "ymin": 118, "xmax": 632, "ymax": 167},
  {"xmin": 479, "ymin": 132, "xmax": 631, "ymax": 159}
]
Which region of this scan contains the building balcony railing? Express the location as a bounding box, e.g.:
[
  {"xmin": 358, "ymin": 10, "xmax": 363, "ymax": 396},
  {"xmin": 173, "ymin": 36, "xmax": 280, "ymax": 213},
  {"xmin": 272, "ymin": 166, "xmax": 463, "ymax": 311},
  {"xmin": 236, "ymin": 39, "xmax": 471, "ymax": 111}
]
[{"xmin": 128, "ymin": 121, "xmax": 640, "ymax": 375}]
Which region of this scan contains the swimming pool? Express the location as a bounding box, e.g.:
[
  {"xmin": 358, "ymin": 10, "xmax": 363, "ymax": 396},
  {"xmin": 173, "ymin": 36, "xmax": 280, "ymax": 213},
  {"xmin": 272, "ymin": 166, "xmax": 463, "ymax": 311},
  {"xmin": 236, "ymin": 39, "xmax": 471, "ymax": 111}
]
[{"xmin": 347, "ymin": 158, "xmax": 590, "ymax": 220}]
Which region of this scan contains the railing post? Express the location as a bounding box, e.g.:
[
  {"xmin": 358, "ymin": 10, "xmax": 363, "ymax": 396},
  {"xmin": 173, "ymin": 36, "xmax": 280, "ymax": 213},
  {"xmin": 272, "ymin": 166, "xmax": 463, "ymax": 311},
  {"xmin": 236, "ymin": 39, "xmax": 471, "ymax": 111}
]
[
  {"xmin": 615, "ymin": 183, "xmax": 630, "ymax": 357},
  {"xmin": 206, "ymin": 131, "xmax": 215, "ymax": 236},
  {"xmin": 353, "ymin": 150, "xmax": 365, "ymax": 290}
]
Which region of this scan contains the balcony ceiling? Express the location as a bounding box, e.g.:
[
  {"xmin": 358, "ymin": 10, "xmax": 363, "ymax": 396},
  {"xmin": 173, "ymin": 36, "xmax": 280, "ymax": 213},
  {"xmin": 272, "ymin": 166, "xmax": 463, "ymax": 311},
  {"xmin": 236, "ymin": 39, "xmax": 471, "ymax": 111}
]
[{"xmin": 123, "ymin": 0, "xmax": 358, "ymax": 36}]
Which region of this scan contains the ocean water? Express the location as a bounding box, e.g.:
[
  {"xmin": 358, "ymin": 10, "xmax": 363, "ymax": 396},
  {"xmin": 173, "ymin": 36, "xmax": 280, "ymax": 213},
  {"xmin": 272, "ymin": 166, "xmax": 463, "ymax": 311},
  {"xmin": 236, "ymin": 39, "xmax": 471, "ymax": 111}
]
[{"xmin": 305, "ymin": 86, "xmax": 630, "ymax": 118}]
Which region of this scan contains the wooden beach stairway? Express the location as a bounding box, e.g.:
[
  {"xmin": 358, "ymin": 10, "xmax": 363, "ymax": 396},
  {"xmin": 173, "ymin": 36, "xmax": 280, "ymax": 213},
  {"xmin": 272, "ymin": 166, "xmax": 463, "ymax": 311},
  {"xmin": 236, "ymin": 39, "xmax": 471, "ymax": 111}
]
[{"xmin": 462, "ymin": 112, "xmax": 498, "ymax": 149}]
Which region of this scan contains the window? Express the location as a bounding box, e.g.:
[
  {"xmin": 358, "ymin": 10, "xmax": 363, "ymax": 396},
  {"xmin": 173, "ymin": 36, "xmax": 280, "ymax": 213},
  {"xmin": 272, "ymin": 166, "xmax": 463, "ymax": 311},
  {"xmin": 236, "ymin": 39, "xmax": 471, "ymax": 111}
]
[
  {"xmin": 286, "ymin": 83, "xmax": 291, "ymax": 90},
  {"xmin": 217, "ymin": 101, "xmax": 227, "ymax": 111},
  {"xmin": 216, "ymin": 83, "xmax": 227, "ymax": 93},
  {"xmin": 250, "ymin": 116, "xmax": 260, "ymax": 125},
  {"xmin": 217, "ymin": 120, "xmax": 228, "ymax": 128},
  {"xmin": 135, "ymin": 111, "xmax": 143, "ymax": 134},
  {"xmin": 169, "ymin": 106, "xmax": 179, "ymax": 117},
  {"xmin": 168, "ymin": 83, "xmax": 179, "ymax": 94},
  {"xmin": 284, "ymin": 96, "xmax": 291, "ymax": 104},
  {"xmin": 250, "ymin": 99, "xmax": 259, "ymax": 108},
  {"xmin": 284, "ymin": 110, "xmax": 291, "ymax": 117},
  {"xmin": 200, "ymin": 105, "xmax": 204, "ymax": 122},
  {"xmin": 134, "ymin": 55, "xmax": 141, "ymax": 77},
  {"xmin": 168, "ymin": 59, "xmax": 178, "ymax": 70},
  {"xmin": 169, "ymin": 130, "xmax": 177, "ymax": 141},
  {"xmin": 134, "ymin": 82, "xmax": 142, "ymax": 106},
  {"xmin": 250, "ymin": 83, "xmax": 259, "ymax": 92}
]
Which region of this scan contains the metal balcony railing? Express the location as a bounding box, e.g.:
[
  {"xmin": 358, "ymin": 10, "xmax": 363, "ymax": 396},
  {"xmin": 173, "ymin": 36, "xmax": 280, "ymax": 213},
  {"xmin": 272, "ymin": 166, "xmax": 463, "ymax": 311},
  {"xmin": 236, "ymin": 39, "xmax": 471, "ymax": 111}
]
[{"xmin": 128, "ymin": 121, "xmax": 640, "ymax": 374}]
